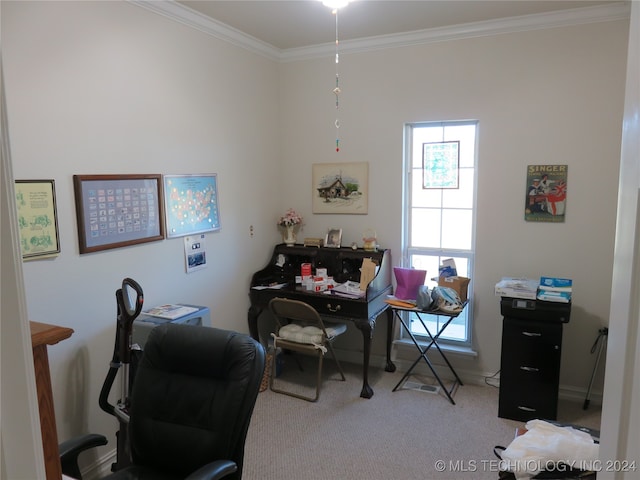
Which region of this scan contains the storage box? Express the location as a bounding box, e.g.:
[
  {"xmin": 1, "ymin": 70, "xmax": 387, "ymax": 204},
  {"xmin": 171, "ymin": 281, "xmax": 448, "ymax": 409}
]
[
  {"xmin": 537, "ymin": 276, "xmax": 572, "ymax": 303},
  {"xmin": 438, "ymin": 276, "xmax": 470, "ymax": 302}
]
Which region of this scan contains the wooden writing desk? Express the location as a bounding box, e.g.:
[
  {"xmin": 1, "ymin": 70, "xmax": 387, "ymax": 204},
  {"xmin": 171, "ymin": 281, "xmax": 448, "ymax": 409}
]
[
  {"xmin": 249, "ymin": 244, "xmax": 395, "ymax": 398},
  {"xmin": 31, "ymin": 321, "xmax": 74, "ymax": 480}
]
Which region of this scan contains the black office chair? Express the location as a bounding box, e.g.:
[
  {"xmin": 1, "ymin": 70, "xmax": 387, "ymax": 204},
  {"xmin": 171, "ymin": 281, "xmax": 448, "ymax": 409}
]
[{"xmin": 60, "ymin": 323, "xmax": 265, "ymax": 480}]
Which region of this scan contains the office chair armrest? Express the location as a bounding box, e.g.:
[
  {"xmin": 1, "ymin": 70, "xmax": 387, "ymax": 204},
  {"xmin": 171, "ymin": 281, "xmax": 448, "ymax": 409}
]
[
  {"xmin": 184, "ymin": 459, "xmax": 238, "ymax": 480},
  {"xmin": 59, "ymin": 433, "xmax": 108, "ymax": 479}
]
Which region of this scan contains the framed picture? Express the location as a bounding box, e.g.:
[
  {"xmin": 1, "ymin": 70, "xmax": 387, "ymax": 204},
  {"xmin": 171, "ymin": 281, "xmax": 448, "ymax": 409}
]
[
  {"xmin": 525, "ymin": 165, "xmax": 568, "ymax": 223},
  {"xmin": 15, "ymin": 179, "xmax": 60, "ymax": 260},
  {"xmin": 325, "ymin": 228, "xmax": 342, "ymax": 248},
  {"xmin": 163, "ymin": 174, "xmax": 221, "ymax": 238},
  {"xmin": 422, "ymin": 141, "xmax": 459, "ymax": 189},
  {"xmin": 73, "ymin": 174, "xmax": 165, "ymax": 254},
  {"xmin": 312, "ymin": 162, "xmax": 368, "ymax": 214}
]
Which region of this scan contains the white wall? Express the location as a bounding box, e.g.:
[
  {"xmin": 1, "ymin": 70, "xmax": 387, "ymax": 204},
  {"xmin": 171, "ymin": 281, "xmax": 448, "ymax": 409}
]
[
  {"xmin": 1, "ymin": 0, "xmax": 281, "ymax": 468},
  {"xmin": 279, "ymin": 19, "xmax": 628, "ymax": 391},
  {"xmin": 0, "ymin": 0, "xmax": 630, "ymax": 473}
]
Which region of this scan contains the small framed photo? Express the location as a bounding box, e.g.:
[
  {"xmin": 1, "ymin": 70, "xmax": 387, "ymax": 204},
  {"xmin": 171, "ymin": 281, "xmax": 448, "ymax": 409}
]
[{"xmin": 325, "ymin": 228, "xmax": 342, "ymax": 248}]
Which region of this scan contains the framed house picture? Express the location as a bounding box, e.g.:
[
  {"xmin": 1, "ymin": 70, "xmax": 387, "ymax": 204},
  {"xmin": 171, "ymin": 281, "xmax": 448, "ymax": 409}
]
[{"xmin": 312, "ymin": 162, "xmax": 368, "ymax": 214}]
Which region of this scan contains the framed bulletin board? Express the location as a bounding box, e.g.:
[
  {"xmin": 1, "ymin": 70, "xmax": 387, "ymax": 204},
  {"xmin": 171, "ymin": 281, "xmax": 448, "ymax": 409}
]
[
  {"xmin": 15, "ymin": 179, "xmax": 61, "ymax": 260},
  {"xmin": 163, "ymin": 174, "xmax": 221, "ymax": 238},
  {"xmin": 73, "ymin": 174, "xmax": 165, "ymax": 254}
]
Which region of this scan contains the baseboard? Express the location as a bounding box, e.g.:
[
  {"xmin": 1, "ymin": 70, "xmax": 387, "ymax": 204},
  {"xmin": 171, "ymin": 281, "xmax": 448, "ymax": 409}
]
[
  {"xmin": 81, "ymin": 448, "xmax": 116, "ymax": 480},
  {"xmin": 333, "ymin": 348, "xmax": 603, "ymax": 407}
]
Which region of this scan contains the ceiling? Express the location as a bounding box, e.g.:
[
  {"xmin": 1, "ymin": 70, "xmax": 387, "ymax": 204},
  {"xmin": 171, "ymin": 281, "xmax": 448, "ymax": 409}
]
[{"xmin": 177, "ymin": 0, "xmax": 619, "ymax": 50}]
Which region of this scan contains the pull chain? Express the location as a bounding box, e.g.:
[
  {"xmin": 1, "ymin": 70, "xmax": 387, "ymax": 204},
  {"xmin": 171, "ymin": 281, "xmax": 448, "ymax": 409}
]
[{"xmin": 333, "ymin": 8, "xmax": 341, "ymax": 152}]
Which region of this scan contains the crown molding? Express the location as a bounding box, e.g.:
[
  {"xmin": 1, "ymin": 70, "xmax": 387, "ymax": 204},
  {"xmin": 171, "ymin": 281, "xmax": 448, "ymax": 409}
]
[
  {"xmin": 130, "ymin": 0, "xmax": 281, "ymax": 61},
  {"xmin": 131, "ymin": 1, "xmax": 631, "ymax": 63}
]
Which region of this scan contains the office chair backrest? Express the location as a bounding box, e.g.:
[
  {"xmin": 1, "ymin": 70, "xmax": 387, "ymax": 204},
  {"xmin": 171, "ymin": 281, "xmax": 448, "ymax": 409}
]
[{"xmin": 129, "ymin": 323, "xmax": 265, "ymax": 479}]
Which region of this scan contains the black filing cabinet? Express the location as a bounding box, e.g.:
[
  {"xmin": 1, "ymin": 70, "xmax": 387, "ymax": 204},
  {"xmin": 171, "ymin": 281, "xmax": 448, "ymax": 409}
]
[{"xmin": 498, "ymin": 297, "xmax": 570, "ymax": 421}]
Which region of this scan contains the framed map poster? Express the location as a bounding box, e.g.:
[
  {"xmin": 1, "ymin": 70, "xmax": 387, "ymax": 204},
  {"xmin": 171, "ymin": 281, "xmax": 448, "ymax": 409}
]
[
  {"xmin": 15, "ymin": 179, "xmax": 60, "ymax": 260},
  {"xmin": 163, "ymin": 174, "xmax": 221, "ymax": 238},
  {"xmin": 73, "ymin": 174, "xmax": 164, "ymax": 254}
]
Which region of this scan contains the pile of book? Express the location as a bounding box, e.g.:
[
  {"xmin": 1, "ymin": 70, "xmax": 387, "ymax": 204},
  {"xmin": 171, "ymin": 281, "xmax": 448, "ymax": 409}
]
[{"xmin": 536, "ymin": 277, "xmax": 572, "ymax": 303}]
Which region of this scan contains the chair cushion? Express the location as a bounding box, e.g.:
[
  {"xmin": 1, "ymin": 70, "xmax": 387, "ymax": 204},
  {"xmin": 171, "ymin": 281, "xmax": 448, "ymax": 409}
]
[{"xmin": 279, "ymin": 323, "xmax": 346, "ymax": 344}]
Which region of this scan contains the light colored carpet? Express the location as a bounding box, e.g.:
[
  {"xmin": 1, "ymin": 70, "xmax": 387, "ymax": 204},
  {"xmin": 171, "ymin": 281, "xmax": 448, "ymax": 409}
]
[{"xmin": 243, "ymin": 356, "xmax": 601, "ymax": 480}]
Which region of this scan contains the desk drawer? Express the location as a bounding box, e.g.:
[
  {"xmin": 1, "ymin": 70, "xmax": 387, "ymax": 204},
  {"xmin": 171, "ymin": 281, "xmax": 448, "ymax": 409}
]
[{"xmin": 307, "ymin": 296, "xmax": 367, "ymax": 319}]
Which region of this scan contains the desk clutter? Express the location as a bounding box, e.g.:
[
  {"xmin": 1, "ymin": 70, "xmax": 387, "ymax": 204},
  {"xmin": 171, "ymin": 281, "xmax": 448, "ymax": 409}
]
[
  {"xmin": 391, "ymin": 258, "xmax": 469, "ymax": 314},
  {"xmin": 495, "ymin": 276, "xmax": 573, "ymax": 303},
  {"xmin": 297, "ymin": 258, "xmax": 377, "ymax": 295},
  {"xmin": 385, "ymin": 286, "xmax": 464, "ymax": 314}
]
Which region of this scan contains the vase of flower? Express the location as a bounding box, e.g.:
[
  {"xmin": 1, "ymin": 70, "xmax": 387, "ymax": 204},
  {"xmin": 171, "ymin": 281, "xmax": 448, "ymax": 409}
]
[
  {"xmin": 278, "ymin": 208, "xmax": 303, "ymax": 247},
  {"xmin": 283, "ymin": 225, "xmax": 296, "ymax": 246}
]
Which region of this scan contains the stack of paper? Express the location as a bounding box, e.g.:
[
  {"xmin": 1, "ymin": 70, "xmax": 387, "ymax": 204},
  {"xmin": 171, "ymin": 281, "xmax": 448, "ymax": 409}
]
[
  {"xmin": 143, "ymin": 304, "xmax": 198, "ymax": 320},
  {"xmin": 494, "ymin": 277, "xmax": 539, "ymax": 300},
  {"xmin": 537, "ymin": 277, "xmax": 572, "ymax": 303}
]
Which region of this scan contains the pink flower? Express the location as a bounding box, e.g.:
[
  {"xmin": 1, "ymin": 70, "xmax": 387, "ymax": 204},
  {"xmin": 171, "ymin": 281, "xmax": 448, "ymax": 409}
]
[{"xmin": 278, "ymin": 208, "xmax": 303, "ymax": 227}]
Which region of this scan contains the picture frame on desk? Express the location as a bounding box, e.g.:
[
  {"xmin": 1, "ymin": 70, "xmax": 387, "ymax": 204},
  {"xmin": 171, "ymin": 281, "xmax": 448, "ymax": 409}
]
[
  {"xmin": 73, "ymin": 174, "xmax": 165, "ymax": 254},
  {"xmin": 325, "ymin": 228, "xmax": 342, "ymax": 248}
]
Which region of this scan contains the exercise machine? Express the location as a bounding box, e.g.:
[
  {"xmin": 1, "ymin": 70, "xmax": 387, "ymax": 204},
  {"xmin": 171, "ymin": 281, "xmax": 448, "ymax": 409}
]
[{"xmin": 98, "ymin": 277, "xmax": 144, "ymax": 471}]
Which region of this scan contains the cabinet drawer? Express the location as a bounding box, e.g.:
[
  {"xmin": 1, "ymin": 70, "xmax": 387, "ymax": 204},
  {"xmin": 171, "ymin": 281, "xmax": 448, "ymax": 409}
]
[
  {"xmin": 499, "ymin": 375, "xmax": 559, "ymax": 420},
  {"xmin": 499, "ymin": 396, "xmax": 558, "ymax": 421},
  {"xmin": 501, "ymin": 319, "xmax": 562, "ymax": 363},
  {"xmin": 501, "ymin": 362, "xmax": 560, "ymax": 385}
]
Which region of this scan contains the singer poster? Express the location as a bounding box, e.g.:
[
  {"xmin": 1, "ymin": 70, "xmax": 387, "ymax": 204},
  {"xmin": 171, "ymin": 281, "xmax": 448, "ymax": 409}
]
[{"xmin": 525, "ymin": 165, "xmax": 568, "ymax": 223}]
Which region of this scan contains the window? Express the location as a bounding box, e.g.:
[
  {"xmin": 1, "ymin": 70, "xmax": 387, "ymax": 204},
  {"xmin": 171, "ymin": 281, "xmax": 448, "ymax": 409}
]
[{"xmin": 402, "ymin": 121, "xmax": 477, "ymax": 346}]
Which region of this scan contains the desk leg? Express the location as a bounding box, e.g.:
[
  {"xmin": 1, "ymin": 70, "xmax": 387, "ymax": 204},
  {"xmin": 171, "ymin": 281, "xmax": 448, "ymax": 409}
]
[
  {"xmin": 355, "ymin": 320, "xmax": 374, "ymax": 399},
  {"xmin": 247, "ymin": 305, "xmax": 262, "ymax": 342},
  {"xmin": 384, "ymin": 308, "xmax": 396, "ymax": 373},
  {"xmin": 32, "ymin": 344, "xmax": 63, "ymax": 480}
]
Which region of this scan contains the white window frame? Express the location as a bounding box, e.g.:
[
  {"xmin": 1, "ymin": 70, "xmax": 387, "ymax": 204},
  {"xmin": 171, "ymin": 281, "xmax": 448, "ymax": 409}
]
[{"xmin": 401, "ymin": 120, "xmax": 478, "ymax": 348}]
